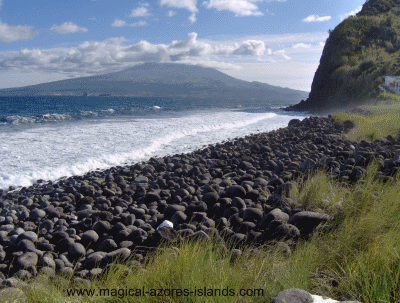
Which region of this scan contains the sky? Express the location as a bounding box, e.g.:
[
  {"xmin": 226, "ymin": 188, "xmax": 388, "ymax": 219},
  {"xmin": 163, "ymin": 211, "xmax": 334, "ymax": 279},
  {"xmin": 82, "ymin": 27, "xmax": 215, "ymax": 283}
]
[{"xmin": 0, "ymin": 0, "xmax": 366, "ymax": 92}]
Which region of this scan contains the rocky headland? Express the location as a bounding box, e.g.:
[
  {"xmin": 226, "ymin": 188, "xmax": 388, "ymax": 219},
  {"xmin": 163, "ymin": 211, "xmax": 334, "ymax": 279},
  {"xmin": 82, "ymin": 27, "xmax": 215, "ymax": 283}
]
[
  {"xmin": 0, "ymin": 116, "xmax": 399, "ymax": 301},
  {"xmin": 285, "ymin": 0, "xmax": 400, "ymax": 113}
]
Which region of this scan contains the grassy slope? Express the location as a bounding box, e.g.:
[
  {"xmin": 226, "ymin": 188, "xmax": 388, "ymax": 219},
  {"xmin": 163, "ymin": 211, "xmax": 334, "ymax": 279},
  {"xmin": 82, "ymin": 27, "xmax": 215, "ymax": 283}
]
[
  {"xmin": 13, "ymin": 105, "xmax": 400, "ymax": 303},
  {"xmin": 290, "ymin": 0, "xmax": 400, "ymax": 111}
]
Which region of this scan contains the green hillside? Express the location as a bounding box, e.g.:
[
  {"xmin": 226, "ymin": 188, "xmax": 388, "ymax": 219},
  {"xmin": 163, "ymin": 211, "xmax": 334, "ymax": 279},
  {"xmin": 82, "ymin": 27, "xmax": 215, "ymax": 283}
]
[{"xmin": 287, "ymin": 0, "xmax": 400, "ymax": 112}]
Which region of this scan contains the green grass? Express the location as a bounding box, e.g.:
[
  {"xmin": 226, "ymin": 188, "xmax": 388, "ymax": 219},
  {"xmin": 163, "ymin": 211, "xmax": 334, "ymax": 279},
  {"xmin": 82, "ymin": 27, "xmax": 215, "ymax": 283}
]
[
  {"xmin": 333, "ymin": 101, "xmax": 400, "ymax": 142},
  {"xmin": 19, "ymin": 163, "xmax": 400, "ymax": 303},
  {"xmin": 9, "ymin": 110, "xmax": 400, "ymax": 303}
]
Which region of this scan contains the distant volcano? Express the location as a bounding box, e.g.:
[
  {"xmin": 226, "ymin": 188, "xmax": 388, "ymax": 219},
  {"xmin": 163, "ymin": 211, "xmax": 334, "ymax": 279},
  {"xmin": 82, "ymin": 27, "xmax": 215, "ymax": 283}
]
[{"xmin": 0, "ymin": 63, "xmax": 309, "ymax": 101}]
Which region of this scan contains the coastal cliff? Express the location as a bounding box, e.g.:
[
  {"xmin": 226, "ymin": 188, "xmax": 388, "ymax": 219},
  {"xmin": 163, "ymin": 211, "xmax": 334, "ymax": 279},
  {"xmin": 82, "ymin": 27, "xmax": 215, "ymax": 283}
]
[{"xmin": 286, "ymin": 0, "xmax": 400, "ymax": 112}]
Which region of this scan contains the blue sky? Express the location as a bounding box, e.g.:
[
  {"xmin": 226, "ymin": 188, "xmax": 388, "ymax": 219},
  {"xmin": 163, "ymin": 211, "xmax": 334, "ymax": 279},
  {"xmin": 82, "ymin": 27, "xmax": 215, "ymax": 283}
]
[{"xmin": 0, "ymin": 0, "xmax": 366, "ymax": 91}]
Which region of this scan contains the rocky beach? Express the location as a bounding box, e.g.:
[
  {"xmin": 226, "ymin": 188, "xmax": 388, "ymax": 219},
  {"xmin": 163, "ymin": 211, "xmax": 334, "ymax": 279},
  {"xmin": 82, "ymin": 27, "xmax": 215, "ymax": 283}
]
[{"xmin": 0, "ymin": 115, "xmax": 399, "ymax": 301}]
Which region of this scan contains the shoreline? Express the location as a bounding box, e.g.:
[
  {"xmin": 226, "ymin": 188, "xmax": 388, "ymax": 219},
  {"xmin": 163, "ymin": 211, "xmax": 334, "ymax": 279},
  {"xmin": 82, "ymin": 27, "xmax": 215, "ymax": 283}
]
[
  {"xmin": 0, "ymin": 107, "xmax": 305, "ymax": 192},
  {"xmin": 0, "ymin": 115, "xmax": 399, "ymax": 296}
]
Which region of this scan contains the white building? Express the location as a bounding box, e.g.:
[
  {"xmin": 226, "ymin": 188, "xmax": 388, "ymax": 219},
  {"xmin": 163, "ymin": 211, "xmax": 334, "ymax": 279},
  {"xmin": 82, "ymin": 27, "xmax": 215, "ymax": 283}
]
[{"xmin": 384, "ymin": 76, "xmax": 400, "ymax": 94}]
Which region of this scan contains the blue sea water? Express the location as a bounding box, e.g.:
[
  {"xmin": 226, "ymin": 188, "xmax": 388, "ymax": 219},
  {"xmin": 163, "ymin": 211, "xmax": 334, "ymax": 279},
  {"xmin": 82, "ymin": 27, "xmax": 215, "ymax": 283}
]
[{"xmin": 0, "ymin": 96, "xmax": 306, "ymax": 190}]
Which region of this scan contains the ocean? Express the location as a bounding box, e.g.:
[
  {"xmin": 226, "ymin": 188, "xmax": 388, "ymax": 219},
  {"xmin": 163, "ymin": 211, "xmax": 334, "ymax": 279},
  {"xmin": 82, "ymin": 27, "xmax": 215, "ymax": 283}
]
[{"xmin": 0, "ymin": 95, "xmax": 307, "ymax": 190}]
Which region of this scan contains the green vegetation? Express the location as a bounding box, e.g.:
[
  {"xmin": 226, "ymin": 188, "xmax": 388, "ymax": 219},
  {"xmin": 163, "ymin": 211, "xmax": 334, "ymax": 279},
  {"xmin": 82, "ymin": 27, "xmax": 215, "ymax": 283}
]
[
  {"xmin": 297, "ymin": 0, "xmax": 400, "ymax": 110},
  {"xmin": 333, "ymin": 98, "xmax": 400, "ymax": 141}
]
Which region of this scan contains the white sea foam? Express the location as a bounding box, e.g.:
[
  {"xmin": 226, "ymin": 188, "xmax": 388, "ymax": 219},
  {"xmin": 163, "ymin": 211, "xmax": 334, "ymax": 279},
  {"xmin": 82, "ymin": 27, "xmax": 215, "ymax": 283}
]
[
  {"xmin": 0, "ymin": 110, "xmax": 305, "ymax": 190},
  {"xmin": 101, "ymin": 109, "xmax": 115, "ymax": 114}
]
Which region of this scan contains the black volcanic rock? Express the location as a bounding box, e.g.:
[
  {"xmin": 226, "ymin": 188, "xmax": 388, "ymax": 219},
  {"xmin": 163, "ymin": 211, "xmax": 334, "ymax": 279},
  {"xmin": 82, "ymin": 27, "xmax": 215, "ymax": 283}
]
[{"xmin": 0, "ymin": 115, "xmax": 399, "ymax": 289}]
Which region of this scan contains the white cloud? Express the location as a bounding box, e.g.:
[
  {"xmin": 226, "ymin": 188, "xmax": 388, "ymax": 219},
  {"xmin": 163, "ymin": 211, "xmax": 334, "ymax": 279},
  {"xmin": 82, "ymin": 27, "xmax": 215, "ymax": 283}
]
[
  {"xmin": 302, "ymin": 15, "xmax": 331, "ymax": 22},
  {"xmin": 160, "ymin": 0, "xmax": 198, "ymax": 13},
  {"xmin": 112, "ymin": 19, "xmax": 126, "ymax": 27},
  {"xmin": 202, "ymin": 0, "xmax": 263, "ymax": 17},
  {"xmin": 292, "ymin": 43, "xmax": 311, "ymax": 49},
  {"xmin": 167, "ymin": 10, "xmax": 177, "ymax": 17},
  {"xmin": 340, "ymin": 6, "xmax": 362, "ymax": 21},
  {"xmin": 273, "ymin": 49, "xmax": 291, "ymax": 60},
  {"xmin": 232, "ymin": 40, "xmax": 266, "ymax": 56},
  {"xmin": 188, "ymin": 13, "xmax": 197, "ymax": 23},
  {"xmin": 130, "ymin": 21, "xmax": 147, "ymax": 27},
  {"xmin": 0, "ymin": 32, "xmax": 328, "ymax": 91},
  {"xmin": 130, "ymin": 3, "xmax": 151, "ymax": 17},
  {"xmin": 0, "ymin": 20, "xmax": 37, "ymax": 42},
  {"xmin": 0, "ymin": 32, "xmax": 272, "ymax": 76},
  {"xmin": 50, "ymin": 22, "xmax": 88, "ymax": 34}
]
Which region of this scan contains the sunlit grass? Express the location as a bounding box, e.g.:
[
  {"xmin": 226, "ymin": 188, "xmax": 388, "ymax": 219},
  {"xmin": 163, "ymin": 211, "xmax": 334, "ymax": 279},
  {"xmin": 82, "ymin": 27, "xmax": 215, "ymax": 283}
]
[
  {"xmin": 334, "ymin": 104, "xmax": 400, "ymax": 141},
  {"xmin": 18, "ymin": 161, "xmax": 400, "ymax": 303}
]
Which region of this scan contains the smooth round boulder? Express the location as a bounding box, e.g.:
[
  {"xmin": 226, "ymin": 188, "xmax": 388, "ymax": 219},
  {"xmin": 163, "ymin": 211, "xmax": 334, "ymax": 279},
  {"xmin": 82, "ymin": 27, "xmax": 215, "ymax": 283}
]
[
  {"xmin": 242, "ymin": 208, "xmax": 263, "ymax": 223},
  {"xmin": 288, "ymin": 211, "xmax": 330, "ymax": 236},
  {"xmin": 225, "ymin": 185, "xmax": 246, "ymax": 199},
  {"xmin": 271, "ymin": 223, "xmax": 300, "ymax": 240},
  {"xmin": 17, "ymin": 251, "xmax": 38, "ymax": 269},
  {"xmin": 38, "ymin": 266, "xmax": 56, "ymax": 278},
  {"xmin": 29, "ymin": 209, "xmax": 46, "ymax": 221},
  {"xmin": 104, "ymin": 248, "xmax": 131, "ymax": 264},
  {"xmin": 17, "ymin": 231, "xmax": 38, "ymax": 243},
  {"xmin": 68, "ymin": 242, "xmax": 86, "ymax": 261},
  {"xmin": 202, "ymin": 192, "xmax": 219, "ymax": 206},
  {"xmin": 170, "ymin": 211, "xmax": 187, "ymax": 225},
  {"xmin": 144, "ymin": 192, "xmax": 160, "ymax": 204},
  {"xmin": 38, "ymin": 255, "xmax": 56, "ymax": 269},
  {"xmin": 80, "ymin": 230, "xmax": 99, "ymax": 246},
  {"xmin": 83, "ymin": 252, "xmax": 106, "ymax": 269},
  {"xmin": 188, "ymin": 231, "xmax": 210, "ymax": 242},
  {"xmin": 259, "ymin": 208, "xmax": 289, "ymax": 229},
  {"xmin": 97, "ymin": 239, "xmax": 118, "ymax": 253},
  {"xmin": 231, "ymin": 197, "xmax": 246, "ymax": 210}
]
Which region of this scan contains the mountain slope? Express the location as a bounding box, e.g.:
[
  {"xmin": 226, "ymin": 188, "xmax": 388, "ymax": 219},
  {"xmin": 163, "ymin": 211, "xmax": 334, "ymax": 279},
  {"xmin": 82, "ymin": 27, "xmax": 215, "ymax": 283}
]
[
  {"xmin": 286, "ymin": 0, "xmax": 400, "ymax": 112},
  {"xmin": 0, "ymin": 63, "xmax": 308, "ymax": 102}
]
